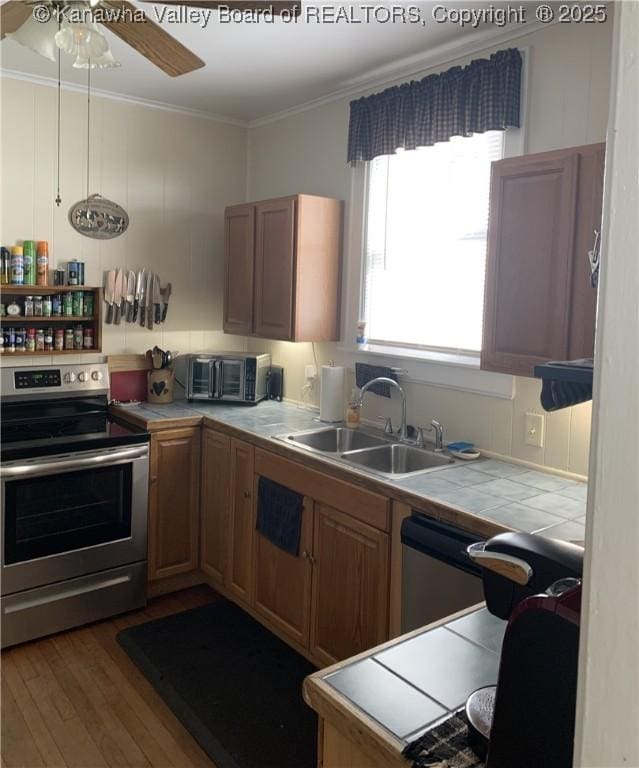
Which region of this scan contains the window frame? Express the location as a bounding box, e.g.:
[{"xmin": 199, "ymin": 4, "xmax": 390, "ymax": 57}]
[{"xmin": 340, "ymin": 115, "xmax": 527, "ymax": 399}]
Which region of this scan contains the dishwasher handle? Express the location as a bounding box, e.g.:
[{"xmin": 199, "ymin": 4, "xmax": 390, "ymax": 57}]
[{"xmin": 401, "ymin": 514, "xmax": 483, "ymax": 577}]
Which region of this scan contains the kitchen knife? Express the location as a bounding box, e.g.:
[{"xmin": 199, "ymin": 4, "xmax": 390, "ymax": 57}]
[
  {"xmin": 161, "ymin": 282, "xmax": 172, "ymax": 323},
  {"xmin": 153, "ymin": 273, "xmax": 162, "ymax": 325},
  {"xmin": 125, "ymin": 271, "xmax": 136, "ymax": 322},
  {"xmin": 133, "ymin": 268, "xmax": 146, "ymax": 324},
  {"xmin": 105, "ymin": 270, "xmax": 116, "ymax": 324},
  {"xmin": 146, "ymin": 271, "xmax": 154, "ymax": 330},
  {"xmin": 113, "ymin": 269, "xmax": 125, "ymax": 325}
]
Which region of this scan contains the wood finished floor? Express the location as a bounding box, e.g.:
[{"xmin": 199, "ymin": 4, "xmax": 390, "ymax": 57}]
[{"xmin": 1, "ymin": 585, "xmax": 220, "ymax": 768}]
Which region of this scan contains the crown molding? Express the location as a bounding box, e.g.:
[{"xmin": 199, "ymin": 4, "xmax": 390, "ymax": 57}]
[
  {"xmin": 0, "ymin": 69, "xmax": 249, "ymax": 127},
  {"xmin": 247, "ymin": 17, "xmax": 556, "ymax": 128}
]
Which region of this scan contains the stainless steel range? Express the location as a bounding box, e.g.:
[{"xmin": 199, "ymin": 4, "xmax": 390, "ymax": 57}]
[{"xmin": 1, "ymin": 363, "xmax": 149, "ymax": 648}]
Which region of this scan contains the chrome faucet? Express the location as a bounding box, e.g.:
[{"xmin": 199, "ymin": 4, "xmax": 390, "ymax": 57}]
[
  {"xmin": 427, "ymin": 419, "xmax": 445, "ymax": 452},
  {"xmin": 358, "ymin": 377, "xmax": 409, "ymax": 442}
]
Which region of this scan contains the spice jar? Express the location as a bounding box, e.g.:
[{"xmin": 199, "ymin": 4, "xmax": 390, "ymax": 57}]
[
  {"xmin": 15, "ymin": 327, "xmax": 26, "ymax": 352},
  {"xmin": 73, "ymin": 324, "xmax": 83, "ymax": 350},
  {"xmin": 24, "ymin": 295, "xmax": 34, "ymax": 317},
  {"xmin": 33, "ymin": 296, "xmax": 43, "ymax": 316},
  {"xmin": 64, "ymin": 328, "xmax": 74, "ymax": 350},
  {"xmin": 23, "ymin": 241, "xmax": 36, "ymax": 285},
  {"xmin": 0, "ymin": 247, "xmax": 9, "ymax": 285},
  {"xmin": 26, "ymin": 328, "xmax": 36, "ymax": 353},
  {"xmin": 35, "ymin": 328, "xmax": 45, "ymax": 352},
  {"xmin": 83, "ymin": 327, "xmax": 94, "ymax": 350},
  {"xmin": 63, "ymin": 292, "xmax": 73, "ymax": 316},
  {"xmin": 36, "ymin": 241, "xmax": 49, "ymax": 286},
  {"xmin": 72, "ymin": 291, "xmax": 83, "ymax": 317},
  {"xmin": 84, "ymin": 292, "xmax": 94, "ymax": 317},
  {"xmin": 7, "ymin": 300, "xmax": 21, "ymax": 317},
  {"xmin": 5, "ymin": 327, "xmax": 16, "ymax": 353},
  {"xmin": 52, "ymin": 294, "xmax": 62, "ymax": 316},
  {"xmin": 44, "ymin": 328, "xmax": 54, "ymax": 352},
  {"xmin": 10, "ymin": 247, "xmax": 24, "ymax": 285},
  {"xmin": 54, "ymin": 269, "xmax": 65, "ymax": 286},
  {"xmin": 54, "ymin": 328, "xmax": 64, "ymax": 351},
  {"xmin": 42, "ymin": 296, "xmax": 52, "ymax": 317}
]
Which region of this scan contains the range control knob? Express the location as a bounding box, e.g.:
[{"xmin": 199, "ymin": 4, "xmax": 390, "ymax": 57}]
[
  {"xmin": 78, "ymin": 371, "xmax": 89, "ymax": 383},
  {"xmin": 63, "ymin": 372, "xmax": 76, "ymax": 384},
  {"xmin": 91, "ymin": 370, "xmax": 103, "ymax": 382}
]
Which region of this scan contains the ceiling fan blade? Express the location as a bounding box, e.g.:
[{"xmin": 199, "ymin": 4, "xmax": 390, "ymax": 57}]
[
  {"xmin": 1, "ymin": 1, "xmax": 33, "ymax": 40},
  {"xmin": 101, "ymin": 1, "xmax": 205, "ymax": 77},
  {"xmin": 139, "ymin": 1, "xmax": 301, "ymax": 15}
]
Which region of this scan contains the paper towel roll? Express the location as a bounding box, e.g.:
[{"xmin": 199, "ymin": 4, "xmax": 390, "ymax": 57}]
[{"xmin": 320, "ymin": 365, "xmax": 345, "ymax": 423}]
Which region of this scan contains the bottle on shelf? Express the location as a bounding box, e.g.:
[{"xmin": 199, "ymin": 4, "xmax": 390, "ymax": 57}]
[
  {"xmin": 36, "ymin": 241, "xmax": 49, "ymax": 286},
  {"xmin": 10, "ymin": 247, "xmax": 24, "ymax": 285},
  {"xmin": 23, "ymin": 241, "xmax": 36, "ymax": 285}
]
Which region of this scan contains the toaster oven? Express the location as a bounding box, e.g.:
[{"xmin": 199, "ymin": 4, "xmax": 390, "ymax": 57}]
[{"xmin": 186, "ymin": 353, "xmax": 271, "ymax": 403}]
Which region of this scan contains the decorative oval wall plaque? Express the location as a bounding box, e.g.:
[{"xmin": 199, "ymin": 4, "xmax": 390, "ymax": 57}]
[{"xmin": 68, "ymin": 194, "xmax": 129, "ymax": 239}]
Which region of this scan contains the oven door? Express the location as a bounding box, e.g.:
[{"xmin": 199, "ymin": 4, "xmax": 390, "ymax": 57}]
[
  {"xmin": 1, "ymin": 443, "xmax": 149, "ymax": 596},
  {"xmin": 219, "ymin": 359, "xmax": 245, "ymax": 401}
]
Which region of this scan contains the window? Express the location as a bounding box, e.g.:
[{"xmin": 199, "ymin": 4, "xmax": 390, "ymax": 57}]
[{"xmin": 362, "ymin": 131, "xmax": 504, "ymax": 354}]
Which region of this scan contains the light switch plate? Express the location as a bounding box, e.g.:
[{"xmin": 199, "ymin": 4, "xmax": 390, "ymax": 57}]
[
  {"xmin": 305, "ymin": 365, "xmax": 317, "ymax": 380},
  {"xmin": 525, "ymin": 412, "xmax": 545, "ymax": 448}
]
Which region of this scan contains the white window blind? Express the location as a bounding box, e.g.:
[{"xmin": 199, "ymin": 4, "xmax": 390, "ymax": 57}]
[{"xmin": 362, "ymin": 131, "xmax": 504, "ymax": 353}]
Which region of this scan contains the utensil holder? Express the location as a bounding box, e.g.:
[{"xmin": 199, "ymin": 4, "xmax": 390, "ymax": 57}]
[{"xmin": 147, "ymin": 368, "xmax": 175, "ymax": 404}]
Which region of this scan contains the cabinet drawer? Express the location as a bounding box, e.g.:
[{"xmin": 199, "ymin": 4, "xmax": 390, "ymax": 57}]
[{"xmin": 255, "ymin": 449, "xmax": 390, "ymax": 532}]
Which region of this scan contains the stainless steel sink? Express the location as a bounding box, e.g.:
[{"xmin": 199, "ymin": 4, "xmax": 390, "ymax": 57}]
[
  {"xmin": 283, "ymin": 427, "xmax": 387, "ymax": 454},
  {"xmin": 341, "ymin": 444, "xmax": 455, "ymax": 478}
]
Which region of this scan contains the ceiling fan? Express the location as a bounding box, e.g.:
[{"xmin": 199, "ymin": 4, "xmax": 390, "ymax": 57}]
[{"xmin": 1, "ymin": 1, "xmax": 301, "ymax": 76}]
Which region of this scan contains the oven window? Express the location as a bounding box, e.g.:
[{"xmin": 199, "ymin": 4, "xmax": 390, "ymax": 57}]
[
  {"xmin": 221, "ymin": 361, "xmax": 243, "ymax": 398},
  {"xmin": 4, "ymin": 463, "xmax": 133, "ymax": 565}
]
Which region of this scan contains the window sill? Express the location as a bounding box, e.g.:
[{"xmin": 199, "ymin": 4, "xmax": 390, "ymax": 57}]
[{"xmin": 338, "ymin": 343, "xmax": 515, "ymax": 399}]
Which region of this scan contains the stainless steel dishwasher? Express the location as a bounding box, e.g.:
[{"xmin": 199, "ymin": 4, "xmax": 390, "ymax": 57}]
[{"xmin": 401, "ymin": 512, "xmax": 485, "ymax": 633}]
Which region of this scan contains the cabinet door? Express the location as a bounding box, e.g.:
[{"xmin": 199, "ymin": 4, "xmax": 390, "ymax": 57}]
[
  {"xmin": 224, "ymin": 204, "xmax": 255, "ymax": 335},
  {"xmin": 311, "ymin": 504, "xmax": 389, "ymax": 666},
  {"xmin": 481, "ymin": 151, "xmax": 580, "ymax": 376},
  {"xmin": 254, "ymin": 494, "xmax": 314, "ymax": 647},
  {"xmin": 226, "ymin": 439, "xmax": 255, "ymax": 604},
  {"xmin": 254, "ymin": 197, "xmax": 296, "ymax": 340},
  {"xmin": 200, "ymin": 428, "xmax": 230, "ymax": 587},
  {"xmin": 148, "ymin": 428, "xmax": 200, "ymax": 581}
]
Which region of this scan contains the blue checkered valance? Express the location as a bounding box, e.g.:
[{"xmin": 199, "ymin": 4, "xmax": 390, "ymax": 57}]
[{"xmin": 347, "ymin": 48, "xmax": 522, "ymax": 164}]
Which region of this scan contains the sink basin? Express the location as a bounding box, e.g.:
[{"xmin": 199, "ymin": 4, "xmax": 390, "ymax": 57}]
[
  {"xmin": 285, "ymin": 427, "xmax": 387, "ymax": 453},
  {"xmin": 341, "ymin": 444, "xmax": 455, "ymax": 478}
]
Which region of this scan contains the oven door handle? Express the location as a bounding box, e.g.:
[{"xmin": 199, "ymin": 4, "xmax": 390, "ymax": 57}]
[{"xmin": 1, "ymin": 445, "xmax": 149, "ymax": 479}]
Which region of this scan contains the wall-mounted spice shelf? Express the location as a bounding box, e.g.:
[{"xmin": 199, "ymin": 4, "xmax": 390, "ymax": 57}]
[{"xmin": 1, "ymin": 285, "xmax": 103, "ymax": 355}]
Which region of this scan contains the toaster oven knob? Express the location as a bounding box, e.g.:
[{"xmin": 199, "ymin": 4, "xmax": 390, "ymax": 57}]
[
  {"xmin": 91, "ymin": 370, "xmax": 103, "ymax": 382},
  {"xmin": 78, "ymin": 371, "xmax": 89, "ymax": 383},
  {"xmin": 63, "ymin": 372, "xmax": 76, "ymax": 384}
]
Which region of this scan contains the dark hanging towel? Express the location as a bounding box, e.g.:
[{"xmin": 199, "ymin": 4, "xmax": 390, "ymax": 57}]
[
  {"xmin": 355, "ymin": 362, "xmax": 398, "ymax": 398},
  {"xmin": 347, "ymin": 48, "xmax": 522, "ymax": 164},
  {"xmin": 257, "ymin": 477, "xmax": 304, "ymax": 556}
]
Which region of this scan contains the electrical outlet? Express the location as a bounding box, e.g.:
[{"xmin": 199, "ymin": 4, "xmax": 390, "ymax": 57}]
[
  {"xmin": 305, "ymin": 365, "xmax": 317, "ymax": 380},
  {"xmin": 525, "ymin": 412, "xmax": 545, "ymax": 448}
]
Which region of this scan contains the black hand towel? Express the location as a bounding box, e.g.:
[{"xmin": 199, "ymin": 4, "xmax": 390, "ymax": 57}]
[{"xmin": 257, "ymin": 476, "xmax": 304, "ymax": 556}]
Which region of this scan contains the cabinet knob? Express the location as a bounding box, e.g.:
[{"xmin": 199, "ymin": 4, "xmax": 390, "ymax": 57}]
[
  {"xmin": 243, "ymin": 490, "xmax": 251, "ymax": 499},
  {"xmin": 302, "ymin": 550, "xmax": 316, "ymax": 565}
]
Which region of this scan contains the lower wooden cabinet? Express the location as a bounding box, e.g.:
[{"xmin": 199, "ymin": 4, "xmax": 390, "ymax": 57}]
[
  {"xmin": 253, "ymin": 496, "xmax": 314, "ymax": 647},
  {"xmin": 226, "ymin": 438, "xmax": 256, "ymax": 604},
  {"xmin": 148, "ymin": 427, "xmax": 200, "ymax": 582},
  {"xmin": 310, "ymin": 504, "xmax": 390, "ymax": 667},
  {"xmin": 200, "ymin": 428, "xmax": 231, "ymax": 586}
]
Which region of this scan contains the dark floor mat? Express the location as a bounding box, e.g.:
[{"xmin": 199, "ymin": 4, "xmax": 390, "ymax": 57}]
[{"xmin": 117, "ymin": 599, "xmax": 317, "ymax": 768}]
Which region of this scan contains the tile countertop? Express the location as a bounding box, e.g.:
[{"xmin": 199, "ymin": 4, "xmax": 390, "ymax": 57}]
[
  {"xmin": 110, "ymin": 399, "xmax": 587, "ymax": 543},
  {"xmin": 303, "ymin": 605, "xmax": 506, "ymax": 766}
]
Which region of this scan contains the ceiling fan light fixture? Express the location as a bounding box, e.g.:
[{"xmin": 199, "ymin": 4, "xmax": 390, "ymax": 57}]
[
  {"xmin": 55, "ymin": 20, "xmax": 109, "ymax": 60},
  {"xmin": 5, "ymin": 15, "xmax": 58, "ymax": 63},
  {"xmin": 72, "ymin": 49, "xmax": 121, "ymax": 69}
]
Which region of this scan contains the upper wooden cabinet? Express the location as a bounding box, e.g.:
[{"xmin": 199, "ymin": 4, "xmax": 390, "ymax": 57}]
[
  {"xmin": 223, "ymin": 204, "xmax": 255, "ymax": 336},
  {"xmin": 223, "ymin": 194, "xmax": 343, "ymax": 342},
  {"xmin": 481, "ymin": 143, "xmax": 605, "ymax": 377}
]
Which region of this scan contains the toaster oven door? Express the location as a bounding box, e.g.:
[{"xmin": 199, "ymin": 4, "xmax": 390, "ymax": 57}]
[
  {"xmin": 189, "ymin": 358, "xmax": 215, "ymax": 399},
  {"xmin": 219, "ymin": 360, "xmax": 245, "ymax": 401}
]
